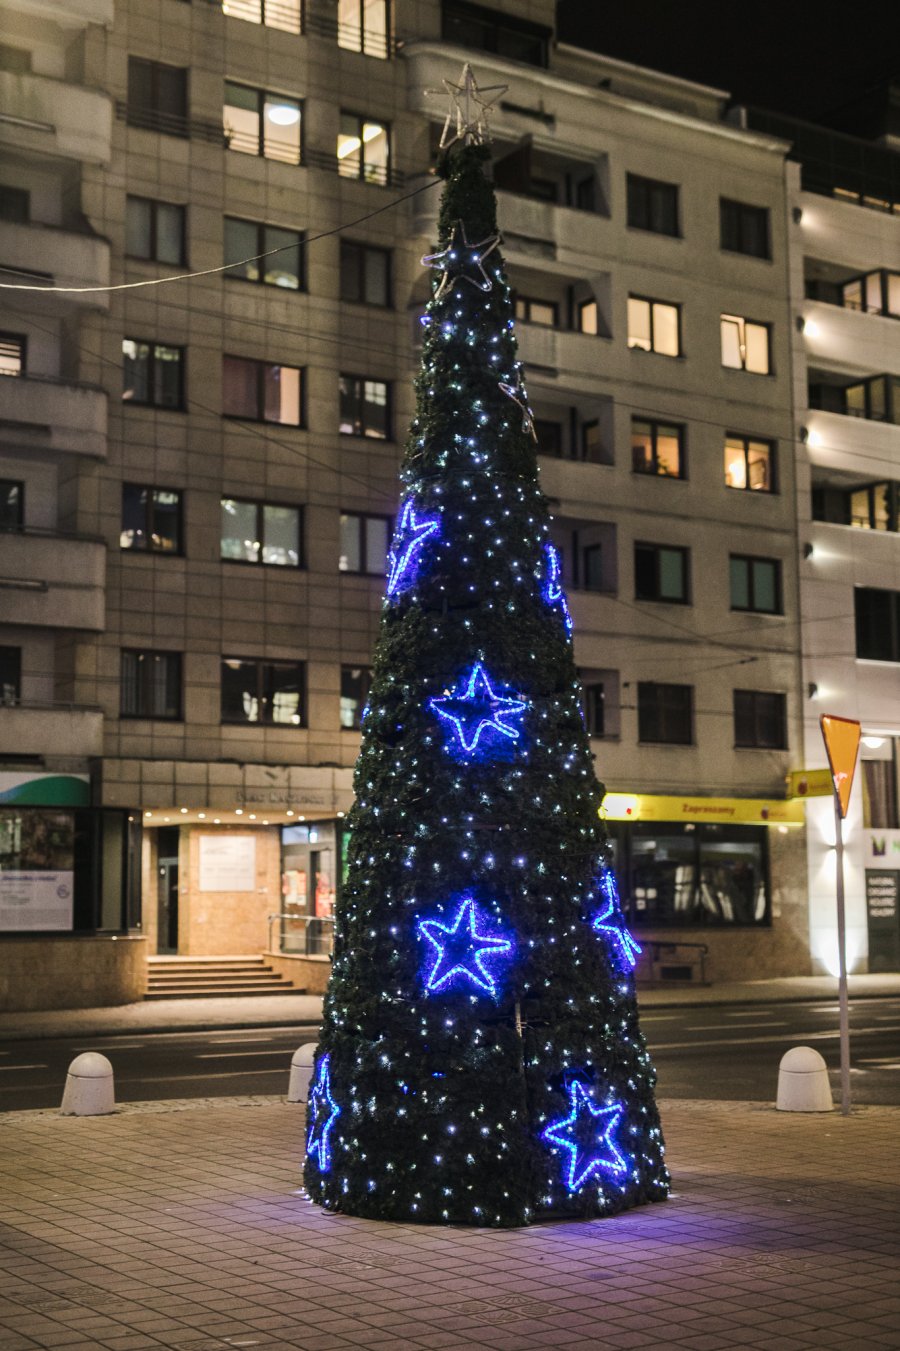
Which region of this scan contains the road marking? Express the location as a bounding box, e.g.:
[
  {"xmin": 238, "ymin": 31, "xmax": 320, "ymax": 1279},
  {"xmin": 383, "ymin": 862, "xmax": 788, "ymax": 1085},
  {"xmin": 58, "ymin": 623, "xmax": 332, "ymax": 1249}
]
[
  {"xmin": 649, "ymin": 1024, "xmax": 900, "ymax": 1051},
  {"xmin": 0, "ymin": 1064, "xmax": 48, "ymax": 1072},
  {"xmin": 74, "ymin": 1044, "xmax": 146, "ymax": 1052},
  {"xmin": 115, "ymin": 1069, "xmax": 286, "ymax": 1082},
  {"xmin": 195, "ymin": 1050, "xmax": 293, "ymax": 1060},
  {"xmin": 859, "ymin": 1059, "xmax": 900, "ymax": 1070},
  {"xmin": 685, "ymin": 1021, "xmax": 787, "ymax": 1031},
  {"xmin": 205, "ymin": 1036, "xmax": 276, "ymax": 1044},
  {"xmin": 638, "ymin": 1015, "xmax": 680, "ymax": 1022}
]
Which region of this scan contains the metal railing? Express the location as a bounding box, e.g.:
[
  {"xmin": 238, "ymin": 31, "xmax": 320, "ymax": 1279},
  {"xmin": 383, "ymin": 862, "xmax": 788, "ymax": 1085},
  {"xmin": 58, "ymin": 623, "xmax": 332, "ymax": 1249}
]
[
  {"xmin": 224, "ymin": 125, "xmax": 302, "ymax": 164},
  {"xmin": 268, "ymin": 911, "xmax": 334, "ymax": 957},
  {"xmin": 217, "ymin": 0, "xmax": 303, "ymax": 34},
  {"xmin": 117, "ymin": 102, "xmax": 226, "ymax": 145},
  {"xmin": 306, "ymin": 146, "xmax": 403, "ymax": 188}
]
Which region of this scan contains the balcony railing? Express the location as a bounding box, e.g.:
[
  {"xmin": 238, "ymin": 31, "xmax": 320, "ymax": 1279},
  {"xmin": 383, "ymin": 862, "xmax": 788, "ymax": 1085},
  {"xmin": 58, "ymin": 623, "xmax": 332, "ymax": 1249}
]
[
  {"xmin": 306, "ymin": 146, "xmax": 403, "ymax": 188},
  {"xmin": 117, "ymin": 101, "xmax": 226, "ymax": 144},
  {"xmin": 224, "ymin": 126, "xmax": 302, "ymax": 164},
  {"xmin": 208, "ymin": 0, "xmax": 396, "ymax": 55}
]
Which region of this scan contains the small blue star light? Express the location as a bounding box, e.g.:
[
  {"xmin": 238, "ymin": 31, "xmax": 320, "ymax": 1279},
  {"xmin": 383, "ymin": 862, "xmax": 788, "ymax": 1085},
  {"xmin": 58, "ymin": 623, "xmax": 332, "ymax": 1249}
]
[
  {"xmin": 541, "ymin": 542, "xmax": 573, "ymax": 635},
  {"xmin": 542, "ymin": 1082, "xmax": 627, "ymax": 1192},
  {"xmin": 386, "ymin": 498, "xmax": 440, "ymax": 598},
  {"xmin": 592, "ymin": 868, "xmax": 642, "ymax": 972},
  {"xmin": 418, "ymin": 895, "xmax": 513, "ymax": 996},
  {"xmin": 306, "ymin": 1054, "xmax": 340, "ymax": 1173},
  {"xmin": 428, "ymin": 663, "xmax": 528, "ymax": 757}
]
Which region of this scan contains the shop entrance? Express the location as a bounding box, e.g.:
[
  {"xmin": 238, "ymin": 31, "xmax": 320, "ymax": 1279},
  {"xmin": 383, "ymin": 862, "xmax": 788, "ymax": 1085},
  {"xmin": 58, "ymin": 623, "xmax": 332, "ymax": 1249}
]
[
  {"xmin": 156, "ymin": 826, "xmax": 180, "ymax": 954},
  {"xmin": 280, "ymin": 822, "xmax": 338, "ymax": 955}
]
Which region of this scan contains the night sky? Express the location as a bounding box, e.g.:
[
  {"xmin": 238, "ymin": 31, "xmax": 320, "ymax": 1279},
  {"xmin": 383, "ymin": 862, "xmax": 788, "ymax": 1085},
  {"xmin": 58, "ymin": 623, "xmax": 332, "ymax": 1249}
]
[{"xmin": 555, "ymin": 1, "xmax": 899, "ymax": 126}]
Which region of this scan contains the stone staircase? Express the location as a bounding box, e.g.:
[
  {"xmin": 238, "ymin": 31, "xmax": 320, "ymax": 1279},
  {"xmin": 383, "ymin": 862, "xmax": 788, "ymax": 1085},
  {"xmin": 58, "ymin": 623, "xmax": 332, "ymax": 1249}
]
[{"xmin": 145, "ymin": 956, "xmax": 301, "ymax": 1000}]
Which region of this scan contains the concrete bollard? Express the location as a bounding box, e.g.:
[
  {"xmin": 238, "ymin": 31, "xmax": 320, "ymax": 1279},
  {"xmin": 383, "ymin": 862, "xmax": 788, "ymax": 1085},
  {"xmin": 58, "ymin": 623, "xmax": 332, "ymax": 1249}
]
[
  {"xmin": 60, "ymin": 1052, "xmax": 116, "ymax": 1116},
  {"xmin": 287, "ymin": 1043, "xmax": 318, "ymax": 1103},
  {"xmin": 776, "ymin": 1045, "xmax": 833, "ymax": 1112}
]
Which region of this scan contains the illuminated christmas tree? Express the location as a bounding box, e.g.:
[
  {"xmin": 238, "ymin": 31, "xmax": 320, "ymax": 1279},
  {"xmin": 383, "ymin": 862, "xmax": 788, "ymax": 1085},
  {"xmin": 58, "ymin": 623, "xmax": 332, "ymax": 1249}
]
[{"xmin": 304, "ymin": 67, "xmax": 668, "ymax": 1227}]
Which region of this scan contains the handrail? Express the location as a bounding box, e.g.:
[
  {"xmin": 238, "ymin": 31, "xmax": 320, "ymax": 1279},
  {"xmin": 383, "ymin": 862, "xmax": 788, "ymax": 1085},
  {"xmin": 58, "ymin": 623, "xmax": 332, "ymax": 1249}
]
[{"xmin": 267, "ymin": 910, "xmax": 335, "ymax": 955}]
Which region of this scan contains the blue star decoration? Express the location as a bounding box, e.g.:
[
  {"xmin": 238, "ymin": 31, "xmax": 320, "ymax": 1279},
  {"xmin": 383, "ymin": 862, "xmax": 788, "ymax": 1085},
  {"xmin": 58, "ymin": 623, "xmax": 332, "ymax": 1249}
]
[
  {"xmin": 417, "ymin": 895, "xmax": 513, "ymax": 996},
  {"xmin": 542, "ymin": 1082, "xmax": 628, "ymax": 1192},
  {"xmin": 592, "ymin": 869, "xmax": 642, "ymax": 972},
  {"xmin": 541, "ymin": 542, "xmax": 573, "ymax": 636},
  {"xmin": 386, "ymin": 498, "xmax": 440, "ymax": 598},
  {"xmin": 306, "ymin": 1054, "xmax": 340, "ymax": 1173},
  {"xmin": 428, "ymin": 662, "xmax": 528, "ymax": 757}
]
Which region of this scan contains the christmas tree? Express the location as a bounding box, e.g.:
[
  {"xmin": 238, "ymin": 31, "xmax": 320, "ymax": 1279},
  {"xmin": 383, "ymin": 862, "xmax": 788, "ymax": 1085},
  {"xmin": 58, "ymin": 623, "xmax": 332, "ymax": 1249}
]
[{"xmin": 304, "ymin": 67, "xmax": 669, "ymax": 1227}]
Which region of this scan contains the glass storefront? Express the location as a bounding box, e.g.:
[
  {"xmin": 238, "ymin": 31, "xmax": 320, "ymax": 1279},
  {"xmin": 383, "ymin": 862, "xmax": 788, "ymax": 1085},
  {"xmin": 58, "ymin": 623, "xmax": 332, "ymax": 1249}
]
[{"xmin": 279, "ymin": 821, "xmax": 344, "ymax": 954}]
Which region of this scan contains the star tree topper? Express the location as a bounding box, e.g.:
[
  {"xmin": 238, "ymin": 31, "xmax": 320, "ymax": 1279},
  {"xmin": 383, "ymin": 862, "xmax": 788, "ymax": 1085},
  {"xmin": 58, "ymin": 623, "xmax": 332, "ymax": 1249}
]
[
  {"xmin": 431, "ymin": 62, "xmax": 508, "ymax": 150},
  {"xmin": 418, "ymin": 895, "xmax": 513, "ymax": 996},
  {"xmin": 542, "ymin": 1083, "xmax": 627, "ymax": 1192},
  {"xmin": 422, "ymin": 219, "xmax": 501, "ymax": 300},
  {"xmin": 428, "ymin": 662, "xmax": 528, "ymax": 756},
  {"xmin": 306, "ymin": 1054, "xmax": 340, "ymax": 1173}
]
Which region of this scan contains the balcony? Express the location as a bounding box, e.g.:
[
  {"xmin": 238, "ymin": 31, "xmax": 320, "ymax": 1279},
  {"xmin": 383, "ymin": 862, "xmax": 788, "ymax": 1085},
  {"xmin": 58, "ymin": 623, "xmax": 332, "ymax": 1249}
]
[
  {"xmin": 0, "ymin": 72, "xmax": 112, "ymax": 164},
  {"xmin": 0, "ymin": 221, "xmax": 110, "ymax": 310},
  {"xmin": 0, "ymin": 375, "xmax": 107, "ymax": 458},
  {"xmin": 798, "ymin": 190, "xmax": 900, "ymax": 274},
  {"xmin": 802, "ymin": 300, "xmax": 900, "ymax": 380},
  {"xmin": 14, "ymin": 0, "xmax": 113, "ymax": 24},
  {"xmin": 0, "ymin": 530, "xmax": 106, "ymax": 631},
  {"xmin": 0, "ymin": 704, "xmax": 103, "ymax": 757},
  {"xmin": 805, "ymin": 409, "xmax": 900, "ymax": 479}
]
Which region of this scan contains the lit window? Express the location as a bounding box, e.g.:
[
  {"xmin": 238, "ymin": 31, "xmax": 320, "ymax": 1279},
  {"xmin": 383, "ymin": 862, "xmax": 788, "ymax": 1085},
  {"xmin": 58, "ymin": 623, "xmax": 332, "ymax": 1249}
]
[
  {"xmin": 339, "ymin": 374, "xmax": 389, "ymax": 438},
  {"xmin": 224, "ymin": 83, "xmax": 302, "ymax": 163},
  {"xmin": 337, "ymin": 0, "xmax": 390, "ymax": 57},
  {"xmin": 0, "ymin": 333, "xmax": 25, "ymax": 377},
  {"xmin": 721, "ymin": 314, "xmax": 771, "ymax": 374},
  {"xmin": 724, "ymin": 435, "xmax": 774, "ymax": 492},
  {"xmin": 578, "ymin": 299, "xmax": 598, "ymax": 334},
  {"xmin": 122, "ymin": 340, "xmax": 184, "ymax": 409},
  {"xmin": 338, "ymin": 112, "xmax": 390, "ymax": 184},
  {"xmin": 220, "ymin": 0, "xmax": 302, "ymax": 34},
  {"xmin": 220, "ymin": 498, "xmax": 301, "ymax": 566},
  {"xmin": 627, "ymin": 296, "xmax": 680, "ymax": 356},
  {"xmin": 223, "ymin": 355, "xmax": 303, "ymax": 425},
  {"xmin": 631, "ymin": 419, "xmax": 684, "ymax": 478},
  {"xmin": 121, "ymin": 485, "xmax": 183, "ymax": 553},
  {"xmin": 515, "ymin": 296, "xmax": 558, "ymax": 327}
]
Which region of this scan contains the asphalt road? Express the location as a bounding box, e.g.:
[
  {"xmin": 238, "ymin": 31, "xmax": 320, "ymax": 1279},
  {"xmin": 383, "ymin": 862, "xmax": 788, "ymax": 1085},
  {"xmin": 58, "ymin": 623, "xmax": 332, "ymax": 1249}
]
[{"xmin": 2, "ymin": 998, "xmax": 899, "ymax": 1113}]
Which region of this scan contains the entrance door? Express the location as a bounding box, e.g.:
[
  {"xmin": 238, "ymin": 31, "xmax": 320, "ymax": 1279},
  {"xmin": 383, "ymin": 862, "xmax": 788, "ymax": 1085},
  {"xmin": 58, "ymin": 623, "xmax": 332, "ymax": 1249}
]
[{"xmin": 156, "ymin": 827, "xmax": 180, "ymax": 954}]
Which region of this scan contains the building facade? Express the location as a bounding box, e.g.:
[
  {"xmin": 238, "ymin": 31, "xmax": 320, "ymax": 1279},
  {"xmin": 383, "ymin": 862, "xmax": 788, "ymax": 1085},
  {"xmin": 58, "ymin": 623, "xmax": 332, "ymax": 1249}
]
[{"xmin": 1, "ymin": 0, "xmax": 821, "ymax": 1010}]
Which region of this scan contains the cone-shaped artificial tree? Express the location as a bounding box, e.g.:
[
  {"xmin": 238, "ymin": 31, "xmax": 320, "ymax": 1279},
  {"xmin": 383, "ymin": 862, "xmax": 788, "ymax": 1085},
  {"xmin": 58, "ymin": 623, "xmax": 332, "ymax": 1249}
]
[{"xmin": 304, "ymin": 73, "xmax": 669, "ymax": 1227}]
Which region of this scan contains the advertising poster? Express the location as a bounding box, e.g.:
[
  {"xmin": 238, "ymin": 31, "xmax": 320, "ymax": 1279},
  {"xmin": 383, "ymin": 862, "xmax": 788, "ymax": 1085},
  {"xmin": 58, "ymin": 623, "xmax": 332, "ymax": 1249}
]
[
  {"xmin": 0, "ymin": 809, "xmax": 75, "ymax": 931},
  {"xmin": 198, "ymin": 834, "xmax": 257, "ymax": 892}
]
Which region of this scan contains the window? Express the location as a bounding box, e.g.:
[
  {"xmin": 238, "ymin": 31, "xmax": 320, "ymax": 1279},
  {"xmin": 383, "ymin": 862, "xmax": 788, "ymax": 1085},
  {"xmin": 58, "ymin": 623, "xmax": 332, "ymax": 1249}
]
[
  {"xmin": 577, "ymin": 299, "xmax": 599, "ymax": 335},
  {"xmin": 637, "ymin": 683, "xmax": 693, "ymax": 744},
  {"xmin": 338, "ymin": 0, "xmax": 390, "ymax": 57},
  {"xmin": 720, "ymin": 314, "xmax": 771, "ymax": 374},
  {"xmin": 627, "ymin": 174, "xmax": 679, "ymax": 236},
  {"xmin": 224, "ymin": 83, "xmax": 302, "ymax": 164},
  {"xmin": 0, "ymin": 333, "xmax": 25, "ymax": 377},
  {"xmin": 120, "ymin": 650, "xmax": 181, "ymax": 720},
  {"xmin": 581, "ymin": 421, "xmax": 604, "ymax": 462},
  {"xmin": 622, "ymin": 822, "xmax": 768, "ymax": 926},
  {"xmin": 220, "ymin": 499, "xmax": 301, "ymax": 566},
  {"xmin": 724, "ymin": 435, "xmax": 775, "ymax": 492},
  {"xmin": 843, "ymin": 375, "xmax": 900, "ymax": 424},
  {"xmin": 734, "ymin": 690, "xmax": 787, "ymax": 749},
  {"xmin": 223, "ymin": 356, "xmax": 303, "ymax": 425},
  {"xmin": 634, "ymin": 543, "xmax": 689, "ymax": 604},
  {"xmin": 720, "ymin": 199, "xmax": 770, "ymax": 258},
  {"xmin": 0, "ymin": 647, "xmax": 21, "ymax": 706},
  {"xmin": 341, "ymin": 664, "xmax": 372, "ymax": 729},
  {"xmin": 339, "ymin": 374, "xmax": 389, "ymax": 438},
  {"xmin": 0, "ymin": 480, "xmax": 23, "ymax": 531},
  {"xmin": 219, "ymin": 0, "xmax": 302, "ymax": 34},
  {"xmin": 855, "ymin": 588, "xmax": 900, "ymax": 662},
  {"xmin": 631, "ymin": 419, "xmax": 684, "ymax": 478},
  {"xmin": 730, "ymin": 555, "xmax": 781, "ymax": 614},
  {"xmin": 0, "ymin": 44, "xmax": 31, "ymax": 73},
  {"xmin": 862, "ymin": 751, "xmax": 899, "ymax": 830},
  {"xmin": 627, "ymin": 296, "xmax": 680, "ymax": 356},
  {"xmin": 0, "ymin": 186, "xmax": 29, "ymax": 223},
  {"xmin": 221, "ymin": 657, "xmax": 305, "ymax": 725},
  {"xmin": 337, "ymin": 113, "xmax": 390, "ymax": 184},
  {"xmin": 534, "ymin": 419, "xmax": 563, "ymax": 456},
  {"xmin": 224, "ymin": 219, "xmax": 302, "ymax": 290},
  {"xmin": 122, "ymin": 340, "xmax": 184, "ymax": 409},
  {"xmin": 442, "ymin": 0, "xmax": 550, "ymax": 68},
  {"xmin": 339, "ymin": 512, "xmax": 390, "ymax": 574},
  {"xmin": 515, "ymin": 296, "xmax": 558, "ymax": 327},
  {"xmin": 127, "ymin": 57, "xmax": 188, "ymax": 136},
  {"xmin": 841, "ymin": 269, "xmax": 900, "ymax": 318},
  {"xmin": 126, "ymin": 197, "xmax": 185, "ymax": 265},
  {"xmin": 813, "ymin": 481, "xmax": 900, "ymax": 531},
  {"xmin": 121, "ymin": 485, "xmax": 182, "ymax": 553},
  {"xmin": 340, "ymin": 241, "xmax": 391, "ymax": 306}
]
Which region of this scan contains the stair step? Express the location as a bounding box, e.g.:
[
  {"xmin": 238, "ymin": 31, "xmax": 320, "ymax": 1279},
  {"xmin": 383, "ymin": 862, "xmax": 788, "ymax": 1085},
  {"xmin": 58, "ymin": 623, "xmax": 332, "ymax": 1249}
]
[
  {"xmin": 148, "ymin": 971, "xmax": 286, "ymax": 982},
  {"xmin": 145, "ymin": 983, "xmax": 303, "ymax": 1000}
]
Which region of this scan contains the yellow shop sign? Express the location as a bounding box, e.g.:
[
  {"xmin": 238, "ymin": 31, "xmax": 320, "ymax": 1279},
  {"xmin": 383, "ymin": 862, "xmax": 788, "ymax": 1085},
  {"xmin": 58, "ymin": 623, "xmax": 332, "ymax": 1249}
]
[
  {"xmin": 786, "ymin": 768, "xmax": 834, "ymax": 799},
  {"xmin": 600, "ymin": 792, "xmax": 805, "ymax": 826}
]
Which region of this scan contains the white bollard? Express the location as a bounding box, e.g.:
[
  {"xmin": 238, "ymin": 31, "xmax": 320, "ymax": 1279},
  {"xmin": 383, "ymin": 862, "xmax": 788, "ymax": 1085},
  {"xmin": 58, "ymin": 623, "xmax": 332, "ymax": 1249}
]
[
  {"xmin": 776, "ymin": 1045, "xmax": 833, "ymax": 1112},
  {"xmin": 287, "ymin": 1043, "xmax": 318, "ymax": 1103},
  {"xmin": 60, "ymin": 1052, "xmax": 116, "ymax": 1116}
]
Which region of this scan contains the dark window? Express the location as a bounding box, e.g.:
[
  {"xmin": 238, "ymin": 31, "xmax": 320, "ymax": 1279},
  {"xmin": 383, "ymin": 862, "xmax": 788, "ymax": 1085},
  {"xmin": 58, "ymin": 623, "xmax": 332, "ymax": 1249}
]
[
  {"xmin": 339, "ymin": 512, "xmax": 390, "ymax": 574},
  {"xmin": 841, "ymin": 269, "xmax": 900, "ymax": 319},
  {"xmin": 442, "ymin": 0, "xmax": 549, "ymax": 67},
  {"xmin": 843, "ymin": 375, "xmax": 900, "ymax": 424},
  {"xmin": 122, "ymin": 340, "xmax": 184, "ymax": 409},
  {"xmin": 627, "ymin": 296, "xmax": 681, "ymax": 356},
  {"xmin": 0, "ymin": 43, "xmax": 31, "ymax": 73},
  {"xmin": 0, "ymin": 646, "xmax": 21, "ymax": 706},
  {"xmin": 337, "ymin": 0, "xmax": 390, "ymax": 57},
  {"xmin": 126, "ymin": 197, "xmax": 186, "ymax": 265},
  {"xmin": 855, "ymin": 588, "xmax": 900, "ymax": 662},
  {"xmin": 583, "ymin": 682, "xmax": 606, "ymax": 737},
  {"xmin": 634, "ymin": 542, "xmax": 690, "ymax": 604},
  {"xmin": 721, "ymin": 314, "xmax": 772, "ymax": 374},
  {"xmin": 121, "ymin": 485, "xmax": 182, "ymax": 553},
  {"xmin": 340, "ymin": 240, "xmax": 391, "ymax": 306},
  {"xmin": 724, "ymin": 435, "xmax": 775, "ymax": 492},
  {"xmin": 515, "ymin": 295, "xmax": 558, "ymax": 327},
  {"xmin": 720, "ymin": 198, "xmax": 770, "ymax": 258},
  {"xmin": 818, "ymin": 481, "xmax": 900, "ymax": 532},
  {"xmin": 534, "ymin": 419, "xmax": 563, "ymax": 456},
  {"xmin": 0, "ymin": 333, "xmax": 25, "ymax": 376},
  {"xmin": 220, "ymin": 498, "xmax": 302, "ymax": 566},
  {"xmin": 637, "ymin": 682, "xmax": 693, "ymax": 744},
  {"xmin": 621, "ymin": 822, "xmax": 769, "ymax": 927},
  {"xmin": 341, "ymin": 664, "xmax": 372, "ymax": 729},
  {"xmin": 224, "ymin": 218, "xmax": 302, "ymax": 290},
  {"xmin": 627, "ymin": 174, "xmax": 679, "ymax": 236},
  {"xmin": 339, "ymin": 374, "xmax": 389, "ymax": 438},
  {"xmin": 734, "ymin": 690, "xmax": 787, "ymax": 749},
  {"xmin": 224, "ymin": 83, "xmax": 302, "ymax": 163},
  {"xmin": 338, "ymin": 112, "xmax": 390, "ymax": 184},
  {"xmin": 730, "ymin": 555, "xmax": 781, "ymax": 614},
  {"xmin": 120, "ymin": 650, "xmax": 181, "ymax": 720},
  {"xmin": 631, "ymin": 418, "xmax": 684, "ymax": 478},
  {"xmin": 223, "ymin": 355, "xmax": 303, "ymax": 425},
  {"xmin": 127, "ymin": 57, "xmax": 188, "ymax": 136},
  {"xmin": 0, "ymin": 480, "xmax": 24, "ymax": 531},
  {"xmin": 0, "ymin": 186, "xmax": 29, "ymax": 223},
  {"xmin": 221, "ymin": 657, "xmax": 305, "ymax": 725}
]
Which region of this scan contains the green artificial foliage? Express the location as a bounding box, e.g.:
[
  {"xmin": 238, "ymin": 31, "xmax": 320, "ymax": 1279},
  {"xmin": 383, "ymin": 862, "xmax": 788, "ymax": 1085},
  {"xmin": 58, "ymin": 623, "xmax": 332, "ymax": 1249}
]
[{"xmin": 304, "ymin": 138, "xmax": 669, "ymax": 1226}]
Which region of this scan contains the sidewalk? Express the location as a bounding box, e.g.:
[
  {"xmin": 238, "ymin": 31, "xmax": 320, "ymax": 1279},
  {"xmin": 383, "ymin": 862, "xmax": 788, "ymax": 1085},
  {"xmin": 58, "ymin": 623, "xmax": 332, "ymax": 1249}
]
[
  {"xmin": 1, "ymin": 974, "xmax": 899, "ymax": 1042},
  {"xmin": 1, "ymin": 1094, "xmax": 899, "ymax": 1351}
]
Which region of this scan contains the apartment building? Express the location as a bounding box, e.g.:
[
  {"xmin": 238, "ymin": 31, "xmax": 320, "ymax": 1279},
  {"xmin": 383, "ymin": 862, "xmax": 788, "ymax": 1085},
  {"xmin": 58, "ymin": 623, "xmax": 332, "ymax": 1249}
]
[{"xmin": 1, "ymin": 0, "xmax": 811, "ymax": 1011}]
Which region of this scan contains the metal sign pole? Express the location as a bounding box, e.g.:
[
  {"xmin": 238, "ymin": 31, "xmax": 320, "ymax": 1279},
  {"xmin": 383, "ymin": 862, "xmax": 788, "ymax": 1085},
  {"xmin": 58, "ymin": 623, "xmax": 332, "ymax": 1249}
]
[{"xmin": 833, "ymin": 789, "xmax": 851, "ymax": 1116}]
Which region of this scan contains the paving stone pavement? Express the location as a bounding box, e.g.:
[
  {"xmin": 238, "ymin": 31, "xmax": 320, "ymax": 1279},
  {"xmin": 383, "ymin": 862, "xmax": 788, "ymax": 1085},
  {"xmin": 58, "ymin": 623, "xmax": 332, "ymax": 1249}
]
[{"xmin": 1, "ymin": 1097, "xmax": 898, "ymax": 1351}]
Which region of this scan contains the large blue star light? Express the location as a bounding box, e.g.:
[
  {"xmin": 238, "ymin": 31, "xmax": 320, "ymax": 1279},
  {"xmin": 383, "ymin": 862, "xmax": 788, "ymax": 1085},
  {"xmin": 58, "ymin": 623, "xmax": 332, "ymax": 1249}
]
[
  {"xmin": 386, "ymin": 498, "xmax": 440, "ymax": 598},
  {"xmin": 417, "ymin": 895, "xmax": 513, "ymax": 996},
  {"xmin": 428, "ymin": 663, "xmax": 528, "ymax": 757},
  {"xmin": 542, "ymin": 1082, "xmax": 627, "ymax": 1192},
  {"xmin": 541, "ymin": 542, "xmax": 573, "ymax": 635},
  {"xmin": 592, "ymin": 869, "xmax": 642, "ymax": 972},
  {"xmin": 306, "ymin": 1054, "xmax": 340, "ymax": 1173}
]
